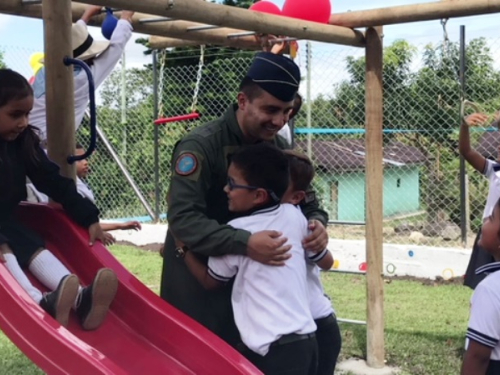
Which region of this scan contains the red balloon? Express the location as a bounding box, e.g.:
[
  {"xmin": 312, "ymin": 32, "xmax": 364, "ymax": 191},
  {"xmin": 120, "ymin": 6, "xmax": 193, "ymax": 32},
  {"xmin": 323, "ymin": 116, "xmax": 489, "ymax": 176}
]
[
  {"xmin": 282, "ymin": 0, "xmax": 331, "ymax": 24},
  {"xmin": 249, "ymin": 1, "xmax": 282, "ymax": 15},
  {"xmin": 359, "ymin": 262, "xmax": 367, "ymax": 272}
]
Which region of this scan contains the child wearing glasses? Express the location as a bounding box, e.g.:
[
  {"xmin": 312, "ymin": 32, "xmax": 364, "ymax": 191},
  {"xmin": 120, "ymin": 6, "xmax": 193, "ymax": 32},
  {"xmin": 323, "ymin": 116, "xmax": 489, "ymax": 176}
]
[{"xmin": 184, "ymin": 142, "xmax": 318, "ymax": 375}]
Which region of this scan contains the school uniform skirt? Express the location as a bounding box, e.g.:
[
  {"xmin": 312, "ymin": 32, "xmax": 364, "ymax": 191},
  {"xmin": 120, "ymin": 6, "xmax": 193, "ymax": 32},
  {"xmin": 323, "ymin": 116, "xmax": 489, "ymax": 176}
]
[
  {"xmin": 0, "ymin": 219, "xmax": 44, "ymax": 268},
  {"xmin": 464, "ymin": 228, "xmax": 494, "ymax": 290}
]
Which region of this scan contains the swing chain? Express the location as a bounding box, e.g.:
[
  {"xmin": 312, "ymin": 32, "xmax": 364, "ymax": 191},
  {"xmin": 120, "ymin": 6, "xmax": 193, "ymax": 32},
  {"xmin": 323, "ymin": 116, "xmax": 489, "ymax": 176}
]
[{"xmin": 191, "ymin": 45, "xmax": 205, "ymax": 113}]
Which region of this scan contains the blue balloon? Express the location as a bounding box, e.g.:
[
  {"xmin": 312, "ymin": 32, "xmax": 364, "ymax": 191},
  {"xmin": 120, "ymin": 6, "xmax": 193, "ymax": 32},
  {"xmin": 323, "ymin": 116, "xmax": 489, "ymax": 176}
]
[{"xmin": 101, "ymin": 8, "xmax": 118, "ymax": 40}]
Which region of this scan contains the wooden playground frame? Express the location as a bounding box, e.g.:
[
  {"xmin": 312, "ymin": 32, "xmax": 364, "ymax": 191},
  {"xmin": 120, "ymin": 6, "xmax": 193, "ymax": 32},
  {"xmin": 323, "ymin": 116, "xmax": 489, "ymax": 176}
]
[{"xmin": 1, "ymin": 0, "xmax": 499, "ymax": 369}]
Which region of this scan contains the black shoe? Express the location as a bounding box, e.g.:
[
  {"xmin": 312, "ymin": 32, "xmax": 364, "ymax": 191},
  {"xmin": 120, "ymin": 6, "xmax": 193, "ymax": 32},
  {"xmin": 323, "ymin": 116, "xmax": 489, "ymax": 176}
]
[
  {"xmin": 76, "ymin": 268, "xmax": 118, "ymax": 331},
  {"xmin": 39, "ymin": 274, "xmax": 79, "ymax": 327}
]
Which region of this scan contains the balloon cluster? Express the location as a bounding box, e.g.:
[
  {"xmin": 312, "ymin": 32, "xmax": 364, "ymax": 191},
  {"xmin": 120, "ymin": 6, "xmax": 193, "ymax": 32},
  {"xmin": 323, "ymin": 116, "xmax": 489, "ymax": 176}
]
[{"xmin": 249, "ymin": 0, "xmax": 331, "ymax": 24}]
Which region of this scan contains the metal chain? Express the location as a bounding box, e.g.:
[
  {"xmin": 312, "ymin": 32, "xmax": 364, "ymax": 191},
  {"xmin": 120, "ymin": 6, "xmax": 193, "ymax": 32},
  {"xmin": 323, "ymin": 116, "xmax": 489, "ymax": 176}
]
[{"xmin": 191, "ymin": 45, "xmax": 205, "ymax": 113}]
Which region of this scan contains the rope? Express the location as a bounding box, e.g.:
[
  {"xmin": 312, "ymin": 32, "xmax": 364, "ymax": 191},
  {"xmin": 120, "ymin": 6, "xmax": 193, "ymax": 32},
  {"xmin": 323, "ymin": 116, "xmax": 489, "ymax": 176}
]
[
  {"xmin": 440, "ymin": 18, "xmax": 451, "ymax": 63},
  {"xmin": 190, "ymin": 45, "xmax": 205, "ymax": 113},
  {"xmin": 157, "ymin": 49, "xmax": 167, "ymax": 118}
]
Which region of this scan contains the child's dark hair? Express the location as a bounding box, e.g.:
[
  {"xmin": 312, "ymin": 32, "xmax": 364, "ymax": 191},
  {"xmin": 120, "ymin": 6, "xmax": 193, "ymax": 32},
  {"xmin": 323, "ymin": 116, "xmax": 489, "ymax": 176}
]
[
  {"xmin": 0, "ymin": 69, "xmax": 40, "ymax": 165},
  {"xmin": 290, "ymin": 93, "xmax": 303, "ymax": 120},
  {"xmin": 283, "ymin": 150, "xmax": 314, "ymax": 191},
  {"xmin": 230, "ymin": 143, "xmax": 289, "ymax": 203}
]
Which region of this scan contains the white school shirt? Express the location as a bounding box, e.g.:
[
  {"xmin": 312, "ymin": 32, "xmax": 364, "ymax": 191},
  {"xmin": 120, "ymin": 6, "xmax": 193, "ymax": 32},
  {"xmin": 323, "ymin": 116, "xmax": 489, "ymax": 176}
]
[
  {"xmin": 306, "ymin": 249, "xmax": 335, "ymax": 320},
  {"xmin": 481, "ymin": 160, "xmax": 500, "ymax": 219},
  {"xmin": 208, "ymin": 203, "xmax": 316, "ymax": 356},
  {"xmin": 277, "ymin": 123, "xmax": 292, "ymax": 146},
  {"xmin": 29, "ymin": 19, "xmax": 133, "ymax": 141},
  {"xmin": 27, "ymin": 177, "xmax": 95, "ymax": 204},
  {"xmin": 465, "ymin": 262, "xmax": 500, "ymax": 362}
]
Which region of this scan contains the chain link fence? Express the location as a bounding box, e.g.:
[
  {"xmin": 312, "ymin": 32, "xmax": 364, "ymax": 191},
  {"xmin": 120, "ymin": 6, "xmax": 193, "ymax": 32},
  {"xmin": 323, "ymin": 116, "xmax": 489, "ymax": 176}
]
[{"xmin": 3, "ymin": 30, "xmax": 500, "ymax": 248}]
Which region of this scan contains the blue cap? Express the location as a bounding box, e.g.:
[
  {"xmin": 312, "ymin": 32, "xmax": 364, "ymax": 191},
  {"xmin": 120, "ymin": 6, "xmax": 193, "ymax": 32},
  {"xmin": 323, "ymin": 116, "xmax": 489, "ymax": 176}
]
[
  {"xmin": 246, "ymin": 52, "xmax": 300, "ymax": 102},
  {"xmin": 101, "ymin": 8, "xmax": 118, "ymax": 40}
]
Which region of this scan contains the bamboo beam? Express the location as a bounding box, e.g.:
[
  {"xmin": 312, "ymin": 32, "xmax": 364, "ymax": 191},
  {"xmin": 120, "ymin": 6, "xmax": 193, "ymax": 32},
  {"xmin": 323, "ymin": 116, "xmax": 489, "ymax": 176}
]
[
  {"xmin": 365, "ymin": 26, "xmax": 384, "ymax": 368},
  {"xmin": 74, "ymin": 0, "xmax": 366, "ymax": 47},
  {"xmin": 148, "ymin": 35, "xmax": 262, "ymax": 50},
  {"xmin": 330, "ymin": 0, "xmax": 500, "ymax": 28},
  {"xmin": 148, "ymin": 36, "xmax": 200, "ymax": 49},
  {"xmin": 42, "ymin": 0, "xmax": 76, "ymax": 179},
  {"xmin": 0, "ymin": 2, "xmax": 268, "ymax": 50}
]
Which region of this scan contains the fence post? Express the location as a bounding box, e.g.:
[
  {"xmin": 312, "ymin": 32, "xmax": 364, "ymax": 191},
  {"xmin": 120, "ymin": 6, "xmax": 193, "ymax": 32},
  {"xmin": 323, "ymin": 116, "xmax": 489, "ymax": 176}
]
[
  {"xmin": 459, "ymin": 25, "xmax": 469, "ymax": 247},
  {"xmin": 365, "ymin": 25, "xmax": 385, "ymax": 368},
  {"xmin": 306, "ymin": 41, "xmax": 312, "ymax": 160},
  {"xmin": 153, "ymin": 50, "xmax": 160, "ymax": 223}
]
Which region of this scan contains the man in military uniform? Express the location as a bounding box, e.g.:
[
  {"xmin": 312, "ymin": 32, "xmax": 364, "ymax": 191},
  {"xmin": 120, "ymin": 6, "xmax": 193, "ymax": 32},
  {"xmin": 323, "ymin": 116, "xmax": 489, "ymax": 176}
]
[{"xmin": 161, "ymin": 52, "xmax": 329, "ymax": 345}]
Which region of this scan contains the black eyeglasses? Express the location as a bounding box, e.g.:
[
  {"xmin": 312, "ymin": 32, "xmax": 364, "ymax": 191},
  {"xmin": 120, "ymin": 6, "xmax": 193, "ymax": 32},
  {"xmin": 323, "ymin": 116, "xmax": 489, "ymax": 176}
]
[
  {"xmin": 226, "ymin": 178, "xmax": 280, "ymax": 202},
  {"xmin": 226, "ymin": 177, "xmax": 260, "ymax": 191}
]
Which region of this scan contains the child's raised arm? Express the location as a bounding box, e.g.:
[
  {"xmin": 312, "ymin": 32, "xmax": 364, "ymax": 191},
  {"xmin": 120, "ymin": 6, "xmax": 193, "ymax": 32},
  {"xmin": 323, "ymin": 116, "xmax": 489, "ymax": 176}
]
[{"xmin": 459, "ymin": 113, "xmax": 489, "ymax": 173}]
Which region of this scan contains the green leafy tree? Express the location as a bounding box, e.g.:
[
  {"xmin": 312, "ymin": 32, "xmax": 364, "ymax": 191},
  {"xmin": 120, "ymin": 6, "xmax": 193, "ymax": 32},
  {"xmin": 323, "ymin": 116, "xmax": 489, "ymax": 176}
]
[
  {"xmin": 325, "ymin": 38, "xmax": 500, "ymax": 230},
  {"xmin": 0, "ymin": 50, "xmax": 6, "ymax": 68}
]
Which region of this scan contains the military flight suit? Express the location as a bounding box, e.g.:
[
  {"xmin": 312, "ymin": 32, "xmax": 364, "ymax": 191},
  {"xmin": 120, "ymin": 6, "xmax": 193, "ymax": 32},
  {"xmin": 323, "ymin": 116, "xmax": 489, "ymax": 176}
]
[{"xmin": 161, "ymin": 104, "xmax": 329, "ymax": 345}]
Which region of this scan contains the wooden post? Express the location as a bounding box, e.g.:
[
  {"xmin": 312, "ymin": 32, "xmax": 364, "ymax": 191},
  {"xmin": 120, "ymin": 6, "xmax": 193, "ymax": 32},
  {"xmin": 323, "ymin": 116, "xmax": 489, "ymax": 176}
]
[
  {"xmin": 365, "ymin": 26, "xmax": 384, "ymax": 368},
  {"xmin": 73, "ymin": 0, "xmax": 366, "ymax": 47},
  {"xmin": 42, "ymin": 0, "xmax": 76, "ymax": 179},
  {"xmin": 330, "ymin": 0, "xmax": 500, "ymax": 28}
]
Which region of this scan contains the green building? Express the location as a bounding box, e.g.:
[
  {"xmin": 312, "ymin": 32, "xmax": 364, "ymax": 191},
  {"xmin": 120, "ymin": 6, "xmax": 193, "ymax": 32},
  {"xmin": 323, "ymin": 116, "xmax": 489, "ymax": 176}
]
[{"xmin": 297, "ymin": 139, "xmax": 426, "ymax": 222}]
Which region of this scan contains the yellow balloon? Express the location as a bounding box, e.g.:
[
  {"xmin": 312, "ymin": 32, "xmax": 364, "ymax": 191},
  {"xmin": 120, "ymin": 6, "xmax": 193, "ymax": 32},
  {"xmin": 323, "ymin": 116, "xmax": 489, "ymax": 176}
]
[
  {"xmin": 333, "ymin": 259, "xmax": 340, "ymax": 269},
  {"xmin": 29, "ymin": 52, "xmax": 45, "ymax": 76}
]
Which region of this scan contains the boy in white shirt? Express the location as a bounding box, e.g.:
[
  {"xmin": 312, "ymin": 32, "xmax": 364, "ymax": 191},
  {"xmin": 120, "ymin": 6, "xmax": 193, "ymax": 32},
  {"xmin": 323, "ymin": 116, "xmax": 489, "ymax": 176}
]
[
  {"xmin": 461, "ymin": 197, "xmax": 500, "ymax": 375},
  {"xmin": 282, "ymin": 150, "xmax": 342, "ymax": 375},
  {"xmin": 27, "ymin": 144, "xmax": 141, "ymax": 232},
  {"xmin": 184, "ymin": 143, "xmax": 317, "ymax": 375},
  {"xmin": 29, "ymin": 5, "xmax": 135, "ymax": 141},
  {"xmin": 459, "ymin": 112, "xmax": 500, "ymax": 289}
]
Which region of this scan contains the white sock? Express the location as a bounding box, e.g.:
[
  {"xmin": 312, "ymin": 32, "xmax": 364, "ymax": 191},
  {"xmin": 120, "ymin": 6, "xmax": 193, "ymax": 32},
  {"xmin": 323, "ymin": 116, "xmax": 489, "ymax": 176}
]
[
  {"xmin": 28, "ymin": 249, "xmax": 73, "ymax": 291},
  {"xmin": 4, "ymin": 253, "xmax": 43, "ymax": 303}
]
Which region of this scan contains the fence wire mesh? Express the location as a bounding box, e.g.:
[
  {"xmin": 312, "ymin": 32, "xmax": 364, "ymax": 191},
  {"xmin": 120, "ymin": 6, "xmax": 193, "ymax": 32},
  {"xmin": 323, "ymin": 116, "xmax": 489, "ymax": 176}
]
[{"xmin": 3, "ymin": 30, "xmax": 500, "ymax": 248}]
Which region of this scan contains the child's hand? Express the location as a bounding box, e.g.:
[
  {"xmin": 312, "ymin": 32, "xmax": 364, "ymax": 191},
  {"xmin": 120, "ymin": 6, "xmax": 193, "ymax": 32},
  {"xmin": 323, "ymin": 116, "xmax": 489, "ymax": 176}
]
[
  {"xmin": 88, "ymin": 223, "xmax": 115, "ymax": 246},
  {"xmin": 465, "ymin": 113, "xmax": 489, "ymax": 127},
  {"xmin": 269, "ymin": 36, "xmax": 288, "ymax": 55},
  {"xmin": 120, "ymin": 221, "xmax": 141, "ymax": 231},
  {"xmin": 120, "ymin": 11, "xmax": 135, "ymax": 23},
  {"xmin": 81, "ymin": 5, "xmax": 103, "ymax": 23},
  {"xmin": 303, "ymin": 220, "xmax": 328, "ymax": 253}
]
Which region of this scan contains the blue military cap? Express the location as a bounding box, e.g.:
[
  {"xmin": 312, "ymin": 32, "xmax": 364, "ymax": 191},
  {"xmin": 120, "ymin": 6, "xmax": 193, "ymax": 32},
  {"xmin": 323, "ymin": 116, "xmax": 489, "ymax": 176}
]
[{"xmin": 246, "ymin": 52, "xmax": 301, "ymax": 102}]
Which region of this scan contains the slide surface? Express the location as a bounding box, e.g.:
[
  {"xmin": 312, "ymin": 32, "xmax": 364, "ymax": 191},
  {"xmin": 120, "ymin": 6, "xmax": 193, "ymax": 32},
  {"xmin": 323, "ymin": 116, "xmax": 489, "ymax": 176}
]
[{"xmin": 0, "ymin": 203, "xmax": 261, "ymax": 375}]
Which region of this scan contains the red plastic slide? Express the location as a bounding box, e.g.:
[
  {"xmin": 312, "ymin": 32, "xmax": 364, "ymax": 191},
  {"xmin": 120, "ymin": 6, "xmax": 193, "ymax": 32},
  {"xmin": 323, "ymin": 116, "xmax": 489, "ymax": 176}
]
[{"xmin": 0, "ymin": 203, "xmax": 261, "ymax": 375}]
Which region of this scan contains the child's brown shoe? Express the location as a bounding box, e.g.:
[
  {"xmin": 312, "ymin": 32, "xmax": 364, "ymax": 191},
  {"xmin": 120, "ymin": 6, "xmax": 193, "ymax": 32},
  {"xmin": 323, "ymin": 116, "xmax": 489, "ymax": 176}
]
[
  {"xmin": 40, "ymin": 274, "xmax": 79, "ymax": 327},
  {"xmin": 76, "ymin": 268, "xmax": 118, "ymax": 331}
]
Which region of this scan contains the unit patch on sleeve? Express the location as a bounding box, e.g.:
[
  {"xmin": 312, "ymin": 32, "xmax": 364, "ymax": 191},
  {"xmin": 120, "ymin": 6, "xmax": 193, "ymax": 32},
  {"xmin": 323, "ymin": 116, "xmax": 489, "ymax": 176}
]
[{"xmin": 175, "ymin": 153, "xmax": 198, "ymax": 176}]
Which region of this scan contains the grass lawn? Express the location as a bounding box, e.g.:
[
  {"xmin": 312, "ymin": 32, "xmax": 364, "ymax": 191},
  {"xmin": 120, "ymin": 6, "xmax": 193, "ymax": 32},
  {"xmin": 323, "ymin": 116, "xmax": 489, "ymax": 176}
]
[{"xmin": 0, "ymin": 245, "xmax": 471, "ymax": 375}]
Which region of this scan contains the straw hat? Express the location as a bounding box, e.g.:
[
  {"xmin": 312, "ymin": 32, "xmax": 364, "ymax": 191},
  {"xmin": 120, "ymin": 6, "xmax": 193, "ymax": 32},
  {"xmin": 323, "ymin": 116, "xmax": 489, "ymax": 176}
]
[{"xmin": 72, "ymin": 23, "xmax": 110, "ymax": 61}]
